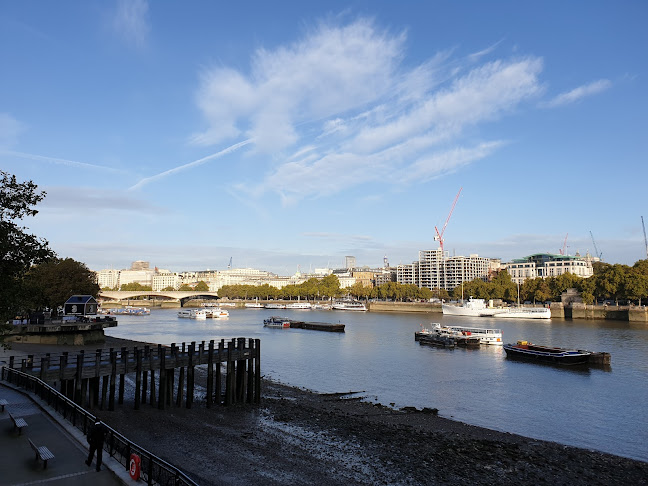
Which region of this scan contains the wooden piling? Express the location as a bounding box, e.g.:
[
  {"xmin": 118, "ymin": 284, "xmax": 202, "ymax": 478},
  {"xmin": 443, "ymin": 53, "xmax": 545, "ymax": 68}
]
[
  {"xmin": 207, "ymin": 340, "xmax": 214, "ymax": 408},
  {"xmin": 158, "ymin": 346, "xmax": 166, "ymax": 411},
  {"xmin": 186, "ymin": 342, "xmax": 194, "ymax": 409},
  {"xmin": 109, "ymin": 350, "xmax": 116, "ymax": 411},
  {"xmin": 254, "ymin": 339, "xmax": 261, "ymax": 404},
  {"xmin": 134, "ymin": 349, "xmax": 142, "ymax": 410}
]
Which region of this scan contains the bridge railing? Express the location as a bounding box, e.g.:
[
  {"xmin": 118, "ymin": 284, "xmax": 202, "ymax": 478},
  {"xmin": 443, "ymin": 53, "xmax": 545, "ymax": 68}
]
[{"xmin": 1, "ymin": 366, "xmax": 199, "ymax": 486}]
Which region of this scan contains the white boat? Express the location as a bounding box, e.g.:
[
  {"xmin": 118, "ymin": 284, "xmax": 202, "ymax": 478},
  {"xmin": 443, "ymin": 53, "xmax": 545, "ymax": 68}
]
[
  {"xmin": 441, "ymin": 298, "xmax": 499, "ymax": 317},
  {"xmin": 178, "ymin": 309, "xmax": 207, "ymax": 319},
  {"xmin": 434, "ymin": 323, "xmax": 503, "ymax": 345},
  {"xmin": 311, "ymin": 304, "xmax": 331, "ymax": 310},
  {"xmin": 491, "ymin": 307, "xmax": 551, "ymax": 319},
  {"xmin": 245, "ymin": 298, "xmax": 264, "ymax": 308},
  {"xmin": 205, "ymin": 307, "xmax": 230, "ymax": 318},
  {"xmin": 245, "ymin": 302, "xmax": 264, "ymax": 308},
  {"xmin": 265, "ymin": 303, "xmax": 286, "ymax": 309},
  {"xmin": 285, "ymin": 302, "xmax": 312, "ymax": 310},
  {"xmin": 332, "ymin": 301, "xmax": 367, "ymax": 311}
]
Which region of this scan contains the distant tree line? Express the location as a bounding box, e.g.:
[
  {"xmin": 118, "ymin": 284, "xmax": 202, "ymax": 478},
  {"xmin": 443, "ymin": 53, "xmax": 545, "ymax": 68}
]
[{"xmin": 452, "ymin": 260, "xmax": 648, "ymax": 305}]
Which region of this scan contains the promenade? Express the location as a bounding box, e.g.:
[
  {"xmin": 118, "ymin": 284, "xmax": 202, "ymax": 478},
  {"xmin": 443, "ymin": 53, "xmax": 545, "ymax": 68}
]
[{"xmin": 0, "ymin": 381, "xmax": 129, "ymax": 485}]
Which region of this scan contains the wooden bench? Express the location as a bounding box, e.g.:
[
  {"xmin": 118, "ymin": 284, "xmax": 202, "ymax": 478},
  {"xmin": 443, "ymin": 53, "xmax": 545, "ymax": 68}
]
[
  {"xmin": 28, "ymin": 438, "xmax": 55, "ymax": 469},
  {"xmin": 9, "ymin": 412, "xmax": 28, "ymax": 435},
  {"xmin": 0, "ymin": 399, "xmax": 7, "ymax": 412}
]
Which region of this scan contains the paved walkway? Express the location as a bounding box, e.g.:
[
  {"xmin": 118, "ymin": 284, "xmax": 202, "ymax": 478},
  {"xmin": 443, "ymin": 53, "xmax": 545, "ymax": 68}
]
[{"xmin": 0, "ymin": 381, "xmax": 130, "ymax": 486}]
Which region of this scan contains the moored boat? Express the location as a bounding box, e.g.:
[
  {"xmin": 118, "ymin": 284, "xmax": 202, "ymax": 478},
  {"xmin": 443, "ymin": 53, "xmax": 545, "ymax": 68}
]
[
  {"xmin": 265, "ymin": 303, "xmax": 286, "ymax": 309},
  {"xmin": 439, "ymin": 323, "xmax": 503, "ymax": 345},
  {"xmin": 178, "ymin": 309, "xmax": 207, "ymax": 319},
  {"xmin": 491, "ymin": 307, "xmax": 551, "ymax": 319},
  {"xmin": 263, "ymin": 316, "xmax": 291, "ymax": 328},
  {"xmin": 503, "ymin": 341, "xmax": 591, "ymax": 365},
  {"xmin": 332, "ymin": 301, "xmax": 367, "ymax": 311},
  {"xmin": 286, "ymin": 302, "xmax": 312, "ymax": 310},
  {"xmin": 441, "ymin": 298, "xmax": 499, "ymax": 317},
  {"xmin": 205, "ymin": 307, "xmax": 230, "ymax": 318}
]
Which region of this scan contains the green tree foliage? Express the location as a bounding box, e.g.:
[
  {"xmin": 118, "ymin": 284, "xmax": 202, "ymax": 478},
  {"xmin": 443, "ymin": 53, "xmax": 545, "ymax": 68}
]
[
  {"xmin": 0, "ymin": 171, "xmax": 55, "ymax": 327},
  {"xmin": 120, "ymin": 282, "xmax": 153, "ymax": 291},
  {"xmin": 194, "ymin": 281, "xmax": 209, "ymax": 291},
  {"xmin": 23, "ymin": 258, "xmax": 100, "ymax": 311}
]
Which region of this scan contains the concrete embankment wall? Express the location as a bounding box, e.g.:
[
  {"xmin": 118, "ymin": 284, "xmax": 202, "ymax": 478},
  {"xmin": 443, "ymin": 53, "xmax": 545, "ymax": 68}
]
[
  {"xmin": 570, "ymin": 303, "xmax": 648, "ymax": 323},
  {"xmin": 367, "ymin": 302, "xmax": 441, "ymax": 313}
]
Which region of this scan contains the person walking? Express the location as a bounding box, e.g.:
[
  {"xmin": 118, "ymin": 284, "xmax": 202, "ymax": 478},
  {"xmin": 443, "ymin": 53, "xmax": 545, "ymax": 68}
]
[{"xmin": 86, "ymin": 417, "xmax": 108, "ymax": 471}]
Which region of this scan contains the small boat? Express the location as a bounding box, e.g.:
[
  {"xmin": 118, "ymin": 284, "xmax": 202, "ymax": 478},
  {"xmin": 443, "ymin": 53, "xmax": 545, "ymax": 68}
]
[
  {"xmin": 416, "ymin": 324, "xmax": 481, "ymax": 347},
  {"xmin": 332, "ymin": 301, "xmax": 367, "ymax": 311},
  {"xmin": 178, "ymin": 309, "xmax": 207, "ymax": 319},
  {"xmin": 429, "ymin": 323, "xmax": 503, "ymax": 345},
  {"xmin": 263, "ymin": 316, "xmax": 291, "ymax": 328},
  {"xmin": 311, "ymin": 304, "xmax": 331, "ymax": 310},
  {"xmin": 205, "ymin": 307, "xmax": 229, "ymax": 318},
  {"xmin": 503, "ymin": 341, "xmax": 592, "ymax": 365},
  {"xmin": 245, "ymin": 302, "xmax": 264, "ymax": 308},
  {"xmin": 491, "ymin": 307, "xmax": 551, "ymax": 319},
  {"xmin": 265, "ymin": 303, "xmax": 286, "ymax": 309},
  {"xmin": 285, "ymin": 302, "xmax": 312, "ymax": 310},
  {"xmin": 245, "ymin": 298, "xmax": 264, "ymax": 308}
]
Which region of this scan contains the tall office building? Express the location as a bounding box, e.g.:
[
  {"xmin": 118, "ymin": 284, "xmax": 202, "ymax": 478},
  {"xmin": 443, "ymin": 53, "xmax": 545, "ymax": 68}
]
[{"xmin": 345, "ymin": 256, "xmax": 356, "ymax": 270}]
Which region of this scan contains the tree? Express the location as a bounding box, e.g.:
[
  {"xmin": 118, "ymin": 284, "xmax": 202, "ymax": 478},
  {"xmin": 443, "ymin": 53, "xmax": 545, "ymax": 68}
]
[
  {"xmin": 0, "ymin": 171, "xmax": 55, "ymax": 331},
  {"xmin": 194, "ymin": 281, "xmax": 209, "ymax": 291},
  {"xmin": 23, "ymin": 258, "xmax": 100, "ymax": 311}
]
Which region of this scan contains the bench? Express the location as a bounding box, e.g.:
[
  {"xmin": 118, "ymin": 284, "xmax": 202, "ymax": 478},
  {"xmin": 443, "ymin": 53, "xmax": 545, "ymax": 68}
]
[
  {"xmin": 28, "ymin": 438, "xmax": 55, "ymax": 469},
  {"xmin": 9, "ymin": 412, "xmax": 28, "ymax": 435},
  {"xmin": 0, "ymin": 399, "xmax": 7, "ymax": 412}
]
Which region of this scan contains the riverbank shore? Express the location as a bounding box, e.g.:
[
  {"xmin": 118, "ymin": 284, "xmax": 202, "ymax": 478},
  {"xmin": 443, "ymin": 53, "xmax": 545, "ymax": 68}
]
[{"xmin": 2, "ymin": 337, "xmax": 647, "ymax": 485}]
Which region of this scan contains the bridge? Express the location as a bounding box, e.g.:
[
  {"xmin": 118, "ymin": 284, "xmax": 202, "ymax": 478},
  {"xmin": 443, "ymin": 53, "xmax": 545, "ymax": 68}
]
[{"xmin": 99, "ymin": 290, "xmax": 221, "ymax": 306}]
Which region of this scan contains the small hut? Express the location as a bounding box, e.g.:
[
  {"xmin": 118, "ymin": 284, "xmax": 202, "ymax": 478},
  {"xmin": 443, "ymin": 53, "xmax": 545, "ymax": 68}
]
[{"xmin": 64, "ymin": 295, "xmax": 98, "ymax": 316}]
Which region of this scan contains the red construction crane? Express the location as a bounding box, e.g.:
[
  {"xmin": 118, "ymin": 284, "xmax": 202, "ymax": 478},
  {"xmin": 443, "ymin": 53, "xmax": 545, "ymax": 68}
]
[
  {"xmin": 559, "ymin": 233, "xmax": 568, "ymax": 255},
  {"xmin": 434, "ymin": 188, "xmax": 462, "ymax": 254}
]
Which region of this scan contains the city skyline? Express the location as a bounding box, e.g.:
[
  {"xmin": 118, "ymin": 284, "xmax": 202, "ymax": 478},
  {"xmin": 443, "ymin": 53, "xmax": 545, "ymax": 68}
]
[{"xmin": 2, "ymin": 1, "xmax": 646, "ymax": 275}]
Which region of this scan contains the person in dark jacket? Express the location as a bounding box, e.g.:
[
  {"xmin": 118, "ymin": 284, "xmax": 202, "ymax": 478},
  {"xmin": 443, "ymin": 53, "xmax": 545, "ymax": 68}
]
[{"xmin": 86, "ymin": 417, "xmax": 108, "ymax": 471}]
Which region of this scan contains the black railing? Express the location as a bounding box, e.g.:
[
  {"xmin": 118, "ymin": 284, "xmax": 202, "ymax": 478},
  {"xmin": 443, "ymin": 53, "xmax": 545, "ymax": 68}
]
[{"xmin": 2, "ymin": 366, "xmax": 199, "ymax": 486}]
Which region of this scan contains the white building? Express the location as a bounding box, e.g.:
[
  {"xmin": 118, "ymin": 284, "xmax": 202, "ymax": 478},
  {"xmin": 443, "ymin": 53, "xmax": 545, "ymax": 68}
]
[
  {"xmin": 506, "ymin": 253, "xmax": 594, "ymax": 285},
  {"xmin": 152, "ymin": 273, "xmax": 180, "ymax": 291},
  {"xmin": 396, "ymin": 249, "xmax": 492, "ymax": 291},
  {"xmin": 96, "ymin": 269, "xmax": 120, "ymax": 289}
]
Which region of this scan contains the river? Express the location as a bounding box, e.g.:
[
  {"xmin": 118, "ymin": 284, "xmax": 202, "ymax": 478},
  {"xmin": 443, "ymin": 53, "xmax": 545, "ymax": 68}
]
[{"xmin": 104, "ymin": 307, "xmax": 648, "ymax": 462}]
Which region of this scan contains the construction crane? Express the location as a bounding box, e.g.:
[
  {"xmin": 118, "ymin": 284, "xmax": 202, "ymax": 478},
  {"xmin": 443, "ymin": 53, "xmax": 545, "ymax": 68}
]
[
  {"xmin": 227, "ymin": 257, "xmax": 232, "ymax": 270},
  {"xmin": 559, "ymin": 233, "xmax": 568, "ymax": 255},
  {"xmin": 642, "ymin": 216, "xmax": 648, "ymax": 259},
  {"xmin": 589, "ymin": 231, "xmax": 603, "ymax": 260},
  {"xmin": 434, "ymin": 187, "xmax": 462, "ymax": 254}
]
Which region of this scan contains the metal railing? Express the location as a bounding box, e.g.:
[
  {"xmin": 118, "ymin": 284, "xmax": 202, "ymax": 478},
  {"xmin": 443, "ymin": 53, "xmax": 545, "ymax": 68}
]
[{"xmin": 2, "ymin": 366, "xmax": 199, "ymax": 486}]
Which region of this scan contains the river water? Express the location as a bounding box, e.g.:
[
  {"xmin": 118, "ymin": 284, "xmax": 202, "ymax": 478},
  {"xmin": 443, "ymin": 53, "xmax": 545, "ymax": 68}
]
[{"xmin": 105, "ymin": 307, "xmax": 648, "ymax": 462}]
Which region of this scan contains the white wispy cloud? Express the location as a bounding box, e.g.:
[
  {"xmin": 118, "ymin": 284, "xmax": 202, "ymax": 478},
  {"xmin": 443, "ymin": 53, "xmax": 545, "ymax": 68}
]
[
  {"xmin": 190, "ymin": 19, "xmax": 545, "ymax": 204},
  {"xmin": 112, "ymin": 0, "xmax": 150, "ymax": 50},
  {"xmin": 0, "ymin": 150, "xmax": 125, "ymax": 172},
  {"xmin": 0, "ymin": 113, "xmax": 26, "ymax": 148},
  {"xmin": 541, "ymin": 79, "xmax": 612, "ymax": 108}
]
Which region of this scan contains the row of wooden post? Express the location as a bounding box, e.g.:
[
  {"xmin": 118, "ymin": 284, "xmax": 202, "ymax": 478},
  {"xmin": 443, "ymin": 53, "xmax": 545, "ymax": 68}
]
[{"xmin": 11, "ymin": 338, "xmax": 261, "ymax": 411}]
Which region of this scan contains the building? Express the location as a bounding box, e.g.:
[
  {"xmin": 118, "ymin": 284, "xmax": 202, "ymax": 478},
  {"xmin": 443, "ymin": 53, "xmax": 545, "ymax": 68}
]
[
  {"xmin": 345, "ymin": 256, "xmax": 356, "ymax": 270},
  {"xmin": 96, "ymin": 269, "xmax": 120, "ymax": 289},
  {"xmin": 396, "ymin": 248, "xmax": 492, "ymax": 291},
  {"xmin": 506, "ymin": 253, "xmax": 594, "ymax": 285},
  {"xmin": 131, "ymin": 260, "xmax": 150, "ymax": 271}
]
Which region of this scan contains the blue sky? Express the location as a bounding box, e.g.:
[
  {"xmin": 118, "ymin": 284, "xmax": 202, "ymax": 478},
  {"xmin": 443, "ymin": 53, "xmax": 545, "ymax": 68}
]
[{"xmin": 1, "ymin": 1, "xmax": 647, "ymax": 274}]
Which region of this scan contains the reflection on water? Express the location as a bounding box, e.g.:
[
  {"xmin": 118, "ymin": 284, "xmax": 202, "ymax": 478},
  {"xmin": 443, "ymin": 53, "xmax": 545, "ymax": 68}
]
[{"xmin": 106, "ymin": 308, "xmax": 648, "ymax": 461}]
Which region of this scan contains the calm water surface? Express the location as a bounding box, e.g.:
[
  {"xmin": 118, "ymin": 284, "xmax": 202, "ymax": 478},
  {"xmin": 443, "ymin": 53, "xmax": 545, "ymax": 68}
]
[{"xmin": 105, "ymin": 307, "xmax": 648, "ymax": 461}]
